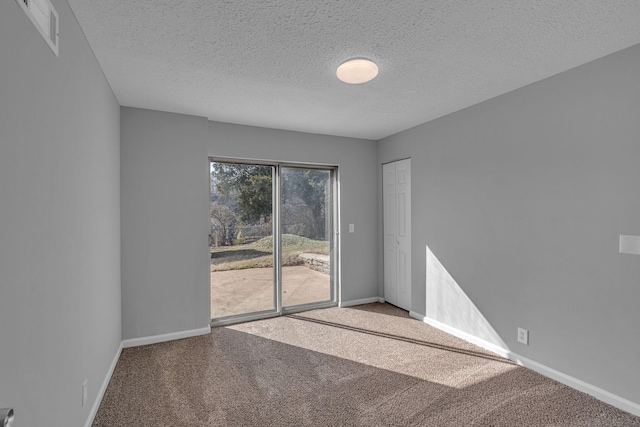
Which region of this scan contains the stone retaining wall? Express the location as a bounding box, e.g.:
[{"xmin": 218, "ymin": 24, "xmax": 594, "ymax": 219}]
[{"xmin": 298, "ymin": 253, "xmax": 330, "ymax": 275}]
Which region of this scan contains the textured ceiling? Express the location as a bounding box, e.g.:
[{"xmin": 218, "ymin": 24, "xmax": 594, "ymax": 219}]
[{"xmin": 66, "ymin": 0, "xmax": 640, "ymax": 140}]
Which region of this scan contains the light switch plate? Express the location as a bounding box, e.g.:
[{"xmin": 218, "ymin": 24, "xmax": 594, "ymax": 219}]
[
  {"xmin": 349, "ymin": 224, "xmax": 354, "ymax": 233},
  {"xmin": 619, "ymin": 235, "xmax": 640, "ymax": 255}
]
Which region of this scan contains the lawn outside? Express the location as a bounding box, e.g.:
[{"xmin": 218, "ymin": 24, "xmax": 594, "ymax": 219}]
[{"xmin": 210, "ymin": 234, "xmax": 329, "ymax": 272}]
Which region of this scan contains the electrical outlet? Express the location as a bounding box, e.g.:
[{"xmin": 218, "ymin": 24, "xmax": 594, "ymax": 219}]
[
  {"xmin": 517, "ymin": 327, "xmax": 529, "ymax": 345},
  {"xmin": 82, "ymin": 380, "xmax": 88, "ymax": 407}
]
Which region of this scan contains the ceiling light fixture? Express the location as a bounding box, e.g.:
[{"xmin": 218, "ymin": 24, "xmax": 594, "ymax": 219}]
[{"xmin": 336, "ymin": 58, "xmax": 378, "ymax": 84}]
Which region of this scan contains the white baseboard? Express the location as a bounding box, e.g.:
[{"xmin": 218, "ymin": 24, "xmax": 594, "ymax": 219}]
[
  {"xmin": 339, "ymin": 297, "xmax": 385, "ymax": 308},
  {"xmin": 122, "ymin": 326, "xmax": 211, "ymax": 348},
  {"xmin": 417, "ymin": 314, "xmax": 512, "ymax": 359},
  {"xmin": 409, "ymin": 311, "xmax": 424, "ymax": 321},
  {"xmin": 84, "ymin": 341, "xmax": 123, "ymax": 427},
  {"xmin": 413, "ymin": 313, "xmax": 640, "ymax": 418},
  {"xmin": 510, "ymin": 353, "xmax": 640, "ymax": 417}
]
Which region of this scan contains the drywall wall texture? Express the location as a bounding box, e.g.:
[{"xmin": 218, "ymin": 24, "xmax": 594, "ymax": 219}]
[
  {"xmin": 0, "ymin": 0, "xmax": 121, "ymax": 425},
  {"xmin": 378, "ymin": 44, "xmax": 640, "ymax": 406},
  {"xmin": 120, "ymin": 108, "xmax": 210, "ymax": 340},
  {"xmin": 208, "ymin": 121, "xmax": 378, "ymax": 303}
]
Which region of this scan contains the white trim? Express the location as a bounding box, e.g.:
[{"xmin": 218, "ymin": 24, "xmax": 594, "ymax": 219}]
[
  {"xmin": 413, "ymin": 314, "xmax": 640, "ymax": 417},
  {"xmin": 419, "ymin": 315, "xmax": 512, "ymax": 359},
  {"xmin": 409, "ymin": 310, "xmax": 424, "ymax": 321},
  {"xmin": 122, "ymin": 326, "xmax": 211, "ymax": 348},
  {"xmin": 339, "ymin": 297, "xmax": 385, "ymax": 308},
  {"xmin": 512, "ymin": 353, "xmax": 640, "ymax": 417},
  {"xmin": 84, "ymin": 342, "xmax": 123, "ymax": 427}
]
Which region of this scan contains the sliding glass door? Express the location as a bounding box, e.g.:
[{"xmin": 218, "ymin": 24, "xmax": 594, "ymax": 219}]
[
  {"xmin": 210, "ymin": 159, "xmax": 337, "ymax": 324},
  {"xmin": 209, "ymin": 162, "xmax": 276, "ymax": 319}
]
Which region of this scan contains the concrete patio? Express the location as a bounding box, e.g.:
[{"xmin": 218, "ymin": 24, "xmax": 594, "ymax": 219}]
[{"xmin": 210, "ymin": 265, "xmax": 331, "ymax": 319}]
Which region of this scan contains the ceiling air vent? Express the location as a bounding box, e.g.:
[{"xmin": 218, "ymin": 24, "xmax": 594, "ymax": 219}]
[{"xmin": 15, "ymin": 0, "xmax": 59, "ymax": 56}]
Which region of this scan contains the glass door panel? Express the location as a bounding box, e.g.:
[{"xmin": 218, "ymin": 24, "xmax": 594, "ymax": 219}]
[
  {"xmin": 209, "ymin": 161, "xmax": 276, "ymax": 319},
  {"xmin": 281, "ymin": 167, "xmax": 334, "ymax": 308}
]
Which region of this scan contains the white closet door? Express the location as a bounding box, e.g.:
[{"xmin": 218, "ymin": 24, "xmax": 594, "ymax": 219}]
[{"xmin": 383, "ymin": 159, "xmax": 411, "ymax": 311}]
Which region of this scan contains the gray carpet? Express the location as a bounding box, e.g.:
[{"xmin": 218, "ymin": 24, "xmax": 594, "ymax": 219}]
[{"xmin": 93, "ymin": 303, "xmax": 640, "ymax": 426}]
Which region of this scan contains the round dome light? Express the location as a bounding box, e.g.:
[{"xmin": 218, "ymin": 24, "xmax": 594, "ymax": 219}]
[{"xmin": 336, "ymin": 58, "xmax": 378, "ymax": 84}]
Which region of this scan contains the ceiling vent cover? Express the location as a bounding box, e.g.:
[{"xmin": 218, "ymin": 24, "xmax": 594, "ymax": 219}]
[{"xmin": 15, "ymin": 0, "xmax": 59, "ymax": 56}]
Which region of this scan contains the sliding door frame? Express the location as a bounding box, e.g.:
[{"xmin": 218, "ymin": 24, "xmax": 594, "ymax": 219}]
[{"xmin": 209, "ymin": 156, "xmax": 339, "ymax": 326}]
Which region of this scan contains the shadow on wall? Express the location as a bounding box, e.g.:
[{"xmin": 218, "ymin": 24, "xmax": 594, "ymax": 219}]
[{"xmin": 426, "ymin": 246, "xmax": 508, "ymax": 350}]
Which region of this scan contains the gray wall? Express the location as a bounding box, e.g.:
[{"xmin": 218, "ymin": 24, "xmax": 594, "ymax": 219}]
[
  {"xmin": 378, "ymin": 44, "xmax": 640, "ymax": 405},
  {"xmin": 208, "ymin": 121, "xmax": 378, "ymax": 303},
  {"xmin": 119, "ymin": 115, "xmax": 378, "ymax": 341},
  {"xmin": 0, "ymin": 0, "xmax": 121, "ymax": 425},
  {"xmin": 6, "ymin": 0, "xmax": 636, "ymax": 417},
  {"xmin": 121, "ymin": 108, "xmax": 210, "ymax": 340}
]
